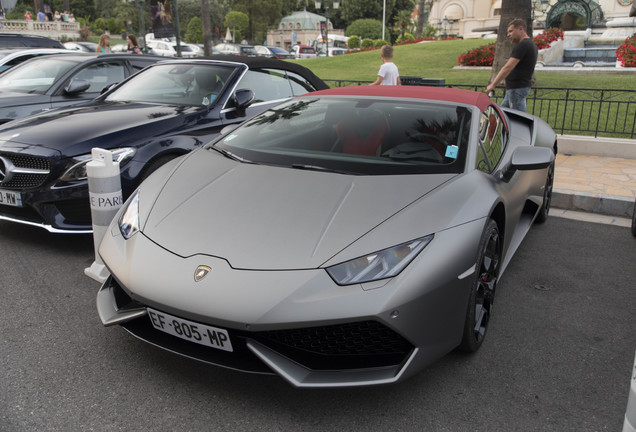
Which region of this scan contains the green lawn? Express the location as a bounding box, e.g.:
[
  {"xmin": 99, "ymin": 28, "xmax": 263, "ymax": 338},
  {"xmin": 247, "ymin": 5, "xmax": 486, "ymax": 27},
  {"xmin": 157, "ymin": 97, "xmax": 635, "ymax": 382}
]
[{"xmin": 291, "ymin": 39, "xmax": 636, "ymax": 90}]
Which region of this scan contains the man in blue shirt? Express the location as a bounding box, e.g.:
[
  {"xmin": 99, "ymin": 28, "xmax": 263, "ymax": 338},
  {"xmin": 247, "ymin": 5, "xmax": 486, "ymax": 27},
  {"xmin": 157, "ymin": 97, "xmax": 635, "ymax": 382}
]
[{"xmin": 486, "ymin": 19, "xmax": 538, "ymax": 112}]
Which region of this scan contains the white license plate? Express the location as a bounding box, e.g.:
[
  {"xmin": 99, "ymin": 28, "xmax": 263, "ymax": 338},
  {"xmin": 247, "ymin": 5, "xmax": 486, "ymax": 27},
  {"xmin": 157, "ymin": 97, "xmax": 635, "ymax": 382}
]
[
  {"xmin": 0, "ymin": 189, "xmax": 22, "ymax": 207},
  {"xmin": 147, "ymin": 308, "xmax": 233, "ymax": 352}
]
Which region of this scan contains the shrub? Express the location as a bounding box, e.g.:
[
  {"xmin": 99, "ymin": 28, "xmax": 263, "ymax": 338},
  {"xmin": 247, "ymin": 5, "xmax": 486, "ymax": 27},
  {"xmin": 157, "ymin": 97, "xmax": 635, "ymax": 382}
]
[
  {"xmin": 93, "ymin": 17, "xmax": 107, "ymax": 33},
  {"xmin": 374, "ymin": 39, "xmax": 390, "ymax": 47},
  {"xmin": 617, "ymin": 34, "xmax": 636, "ymax": 67},
  {"xmin": 346, "ymin": 19, "xmax": 383, "ymax": 40},
  {"xmin": 185, "ymin": 17, "xmax": 203, "ymax": 44},
  {"xmin": 361, "ymin": 38, "xmax": 375, "ymax": 50},
  {"xmin": 348, "ymin": 35, "xmax": 360, "ymax": 49},
  {"xmin": 457, "ymin": 43, "xmax": 495, "ymax": 66},
  {"xmin": 396, "ymin": 33, "xmax": 415, "ymax": 44}
]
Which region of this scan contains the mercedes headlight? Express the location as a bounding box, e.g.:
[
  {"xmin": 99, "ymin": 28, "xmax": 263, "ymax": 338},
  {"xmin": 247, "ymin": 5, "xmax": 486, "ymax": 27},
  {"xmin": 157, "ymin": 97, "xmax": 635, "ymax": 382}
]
[
  {"xmin": 59, "ymin": 148, "xmax": 136, "ymax": 182},
  {"xmin": 118, "ymin": 190, "xmax": 140, "ymax": 239},
  {"xmin": 326, "ymin": 235, "xmax": 434, "ymax": 285}
]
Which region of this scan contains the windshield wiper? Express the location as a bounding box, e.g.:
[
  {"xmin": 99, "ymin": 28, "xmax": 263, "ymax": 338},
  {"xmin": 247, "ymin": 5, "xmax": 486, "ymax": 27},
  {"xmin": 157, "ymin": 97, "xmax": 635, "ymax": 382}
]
[
  {"xmin": 291, "ymin": 164, "xmax": 358, "ymax": 175},
  {"xmin": 209, "ymin": 145, "xmax": 252, "ymax": 163}
]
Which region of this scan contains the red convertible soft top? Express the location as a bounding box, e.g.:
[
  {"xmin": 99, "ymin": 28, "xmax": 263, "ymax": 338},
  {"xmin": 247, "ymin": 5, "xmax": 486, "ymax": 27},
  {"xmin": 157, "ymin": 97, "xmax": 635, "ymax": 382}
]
[{"xmin": 309, "ymin": 85, "xmax": 493, "ymax": 111}]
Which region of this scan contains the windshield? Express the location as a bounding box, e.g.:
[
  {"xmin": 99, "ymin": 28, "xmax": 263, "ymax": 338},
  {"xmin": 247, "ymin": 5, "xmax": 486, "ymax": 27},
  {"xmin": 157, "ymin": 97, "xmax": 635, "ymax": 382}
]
[
  {"xmin": 0, "ymin": 57, "xmax": 78, "ymax": 94},
  {"xmin": 212, "ymin": 97, "xmax": 471, "ymax": 175},
  {"xmin": 105, "ymin": 63, "xmax": 236, "ymax": 106}
]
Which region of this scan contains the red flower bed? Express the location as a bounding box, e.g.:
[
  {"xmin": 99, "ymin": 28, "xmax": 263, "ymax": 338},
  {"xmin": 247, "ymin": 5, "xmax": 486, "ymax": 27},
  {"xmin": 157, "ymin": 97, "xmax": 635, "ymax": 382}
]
[
  {"xmin": 534, "ymin": 27, "xmax": 564, "ymax": 49},
  {"xmin": 458, "ymin": 28, "xmax": 564, "ymax": 66},
  {"xmin": 457, "ymin": 43, "xmax": 495, "ymax": 66},
  {"xmin": 617, "ymin": 34, "xmax": 636, "ymax": 67}
]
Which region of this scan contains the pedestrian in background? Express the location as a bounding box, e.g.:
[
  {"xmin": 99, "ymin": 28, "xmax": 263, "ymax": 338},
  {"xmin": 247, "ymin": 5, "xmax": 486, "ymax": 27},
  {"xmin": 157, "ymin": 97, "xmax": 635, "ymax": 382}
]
[
  {"xmin": 369, "ymin": 45, "xmax": 401, "ymax": 86},
  {"xmin": 127, "ymin": 35, "xmax": 141, "ymax": 54},
  {"xmin": 96, "ymin": 34, "xmax": 112, "ymax": 53},
  {"xmin": 486, "ymin": 19, "xmax": 538, "ymax": 112}
]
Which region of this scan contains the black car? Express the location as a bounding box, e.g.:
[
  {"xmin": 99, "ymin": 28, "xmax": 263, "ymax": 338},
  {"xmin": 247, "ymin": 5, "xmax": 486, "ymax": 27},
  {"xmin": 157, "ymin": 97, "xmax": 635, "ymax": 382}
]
[
  {"xmin": 0, "ymin": 53, "xmax": 163, "ymax": 124},
  {"xmin": 215, "ymin": 43, "xmax": 259, "ymax": 57},
  {"xmin": 254, "ymin": 45, "xmax": 295, "ymax": 59},
  {"xmin": 0, "ymin": 56, "xmax": 328, "ymax": 233},
  {"xmin": 0, "ymin": 33, "xmax": 65, "ymax": 49}
]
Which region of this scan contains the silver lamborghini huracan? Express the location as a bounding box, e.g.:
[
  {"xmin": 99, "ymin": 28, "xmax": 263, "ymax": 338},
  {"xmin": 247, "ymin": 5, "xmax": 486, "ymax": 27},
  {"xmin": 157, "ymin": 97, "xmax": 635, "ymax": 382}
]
[{"xmin": 97, "ymin": 85, "xmax": 556, "ymax": 387}]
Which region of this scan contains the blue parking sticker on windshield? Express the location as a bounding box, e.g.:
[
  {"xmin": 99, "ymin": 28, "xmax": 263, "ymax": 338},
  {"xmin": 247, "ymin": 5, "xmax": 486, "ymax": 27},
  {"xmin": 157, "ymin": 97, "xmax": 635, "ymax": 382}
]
[{"xmin": 445, "ymin": 145, "xmax": 459, "ymax": 159}]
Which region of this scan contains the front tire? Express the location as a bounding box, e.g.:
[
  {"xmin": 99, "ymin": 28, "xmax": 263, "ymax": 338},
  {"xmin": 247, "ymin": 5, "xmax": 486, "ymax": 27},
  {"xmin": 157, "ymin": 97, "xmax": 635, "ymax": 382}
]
[
  {"xmin": 535, "ymin": 160, "xmax": 554, "ymax": 224},
  {"xmin": 458, "ymin": 219, "xmax": 501, "ymax": 353}
]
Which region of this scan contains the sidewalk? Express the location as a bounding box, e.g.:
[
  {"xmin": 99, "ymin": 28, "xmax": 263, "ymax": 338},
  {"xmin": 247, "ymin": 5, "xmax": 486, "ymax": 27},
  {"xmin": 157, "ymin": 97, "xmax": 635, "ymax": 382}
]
[{"xmin": 551, "ymin": 135, "xmax": 636, "ymax": 221}]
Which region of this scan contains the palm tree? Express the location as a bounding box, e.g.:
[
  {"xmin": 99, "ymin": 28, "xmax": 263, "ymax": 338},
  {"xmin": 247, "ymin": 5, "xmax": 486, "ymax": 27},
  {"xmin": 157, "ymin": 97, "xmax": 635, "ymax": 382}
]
[
  {"xmin": 395, "ymin": 9, "xmax": 413, "ymax": 41},
  {"xmin": 201, "ymin": 0, "xmax": 212, "ymax": 56}
]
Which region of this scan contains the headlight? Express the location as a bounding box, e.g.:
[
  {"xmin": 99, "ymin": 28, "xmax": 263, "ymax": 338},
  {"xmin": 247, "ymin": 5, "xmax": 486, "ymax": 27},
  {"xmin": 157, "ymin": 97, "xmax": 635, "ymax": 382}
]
[
  {"xmin": 326, "ymin": 235, "xmax": 434, "ymax": 285},
  {"xmin": 59, "ymin": 148, "xmax": 136, "ymax": 182},
  {"xmin": 118, "ymin": 190, "xmax": 140, "ymax": 239}
]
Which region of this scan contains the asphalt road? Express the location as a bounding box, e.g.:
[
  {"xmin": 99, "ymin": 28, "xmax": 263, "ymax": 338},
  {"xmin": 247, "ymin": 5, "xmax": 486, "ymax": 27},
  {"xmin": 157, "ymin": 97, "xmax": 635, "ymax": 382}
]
[{"xmin": 1, "ymin": 216, "xmax": 635, "ymax": 432}]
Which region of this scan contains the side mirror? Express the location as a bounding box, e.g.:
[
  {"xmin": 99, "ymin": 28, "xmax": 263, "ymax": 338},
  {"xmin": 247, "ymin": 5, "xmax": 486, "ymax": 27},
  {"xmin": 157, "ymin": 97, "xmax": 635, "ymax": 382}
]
[
  {"xmin": 64, "ymin": 79, "xmax": 90, "ymax": 95},
  {"xmin": 233, "ymin": 89, "xmax": 255, "ymax": 117},
  {"xmin": 500, "ymin": 146, "xmax": 554, "ymax": 182}
]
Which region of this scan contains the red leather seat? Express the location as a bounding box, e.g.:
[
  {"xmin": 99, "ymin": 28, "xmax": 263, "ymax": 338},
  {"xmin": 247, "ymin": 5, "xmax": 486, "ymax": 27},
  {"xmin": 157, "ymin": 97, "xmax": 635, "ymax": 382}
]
[{"xmin": 336, "ymin": 110, "xmax": 389, "ymax": 156}]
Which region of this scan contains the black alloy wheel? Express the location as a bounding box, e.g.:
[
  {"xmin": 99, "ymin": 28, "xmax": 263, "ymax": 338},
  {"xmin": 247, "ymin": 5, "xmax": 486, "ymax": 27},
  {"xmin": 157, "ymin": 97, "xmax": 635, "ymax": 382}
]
[
  {"xmin": 535, "ymin": 160, "xmax": 554, "ymax": 224},
  {"xmin": 459, "ymin": 219, "xmax": 501, "ymax": 353}
]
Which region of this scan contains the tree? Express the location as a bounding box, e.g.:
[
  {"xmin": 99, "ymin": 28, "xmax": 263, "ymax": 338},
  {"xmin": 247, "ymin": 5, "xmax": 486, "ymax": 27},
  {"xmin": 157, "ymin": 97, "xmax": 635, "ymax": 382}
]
[
  {"xmin": 186, "ymin": 16, "xmax": 203, "ymax": 43},
  {"xmin": 394, "ymin": 9, "xmax": 412, "ymax": 41},
  {"xmin": 415, "ymin": 0, "xmax": 434, "ymax": 38},
  {"xmin": 230, "ymin": 0, "xmax": 282, "ymax": 43},
  {"xmin": 201, "ymin": 0, "xmax": 213, "ymax": 56},
  {"xmin": 224, "ymin": 10, "xmax": 249, "ymax": 42},
  {"xmin": 489, "ymin": 0, "xmax": 532, "ymax": 85},
  {"xmin": 345, "ymin": 18, "xmax": 383, "ymax": 40}
]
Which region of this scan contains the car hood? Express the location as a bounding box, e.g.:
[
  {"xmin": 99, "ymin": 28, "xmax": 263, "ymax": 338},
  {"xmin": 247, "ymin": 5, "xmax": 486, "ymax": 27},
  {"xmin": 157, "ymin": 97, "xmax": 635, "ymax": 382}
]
[
  {"xmin": 141, "ymin": 149, "xmax": 457, "ymax": 270},
  {"xmin": 0, "ymin": 102, "xmax": 203, "ymax": 155}
]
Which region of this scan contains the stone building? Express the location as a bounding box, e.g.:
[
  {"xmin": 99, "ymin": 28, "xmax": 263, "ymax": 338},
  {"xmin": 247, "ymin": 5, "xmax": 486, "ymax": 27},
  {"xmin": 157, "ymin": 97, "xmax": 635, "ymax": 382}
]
[
  {"xmin": 266, "ymin": 9, "xmax": 345, "ymax": 50},
  {"xmin": 426, "ymin": 0, "xmax": 634, "ymax": 38}
]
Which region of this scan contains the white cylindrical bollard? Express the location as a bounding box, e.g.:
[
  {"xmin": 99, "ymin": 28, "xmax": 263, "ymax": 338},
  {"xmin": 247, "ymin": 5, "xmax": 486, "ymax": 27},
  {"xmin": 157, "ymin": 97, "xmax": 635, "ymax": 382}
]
[{"xmin": 84, "ymin": 148, "xmax": 124, "ymax": 283}]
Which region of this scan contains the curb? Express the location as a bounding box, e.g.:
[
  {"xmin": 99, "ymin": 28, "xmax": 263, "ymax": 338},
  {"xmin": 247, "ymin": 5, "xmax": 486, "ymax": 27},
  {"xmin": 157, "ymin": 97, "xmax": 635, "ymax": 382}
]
[
  {"xmin": 552, "ymin": 190, "xmax": 634, "ymax": 218},
  {"xmin": 551, "ymin": 134, "xmax": 636, "ymax": 218}
]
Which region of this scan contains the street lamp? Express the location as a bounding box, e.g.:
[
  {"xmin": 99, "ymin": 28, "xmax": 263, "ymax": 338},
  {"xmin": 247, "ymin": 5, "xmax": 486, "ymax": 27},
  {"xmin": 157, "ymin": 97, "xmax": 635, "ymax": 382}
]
[{"xmin": 315, "ymin": 0, "xmax": 340, "ymax": 57}]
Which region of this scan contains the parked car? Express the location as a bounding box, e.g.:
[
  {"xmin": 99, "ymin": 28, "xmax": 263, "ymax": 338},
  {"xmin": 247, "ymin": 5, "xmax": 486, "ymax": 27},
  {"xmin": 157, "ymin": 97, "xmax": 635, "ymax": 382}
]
[
  {"xmin": 318, "ymin": 47, "xmax": 349, "ymax": 57},
  {"xmin": 0, "ymin": 53, "xmax": 163, "ymax": 125},
  {"xmin": 0, "ymin": 33, "xmax": 65, "ymax": 49},
  {"xmin": 110, "ymin": 43, "xmax": 129, "ymax": 53},
  {"xmin": 291, "ymin": 45, "xmax": 317, "ymax": 59},
  {"xmin": 0, "ymin": 56, "xmax": 328, "ymax": 233},
  {"xmin": 63, "ymin": 41, "xmax": 99, "ymax": 52},
  {"xmin": 0, "ymin": 48, "xmax": 71, "ymax": 74},
  {"xmin": 96, "ymin": 85, "xmax": 557, "ymax": 388},
  {"xmin": 215, "ymin": 43, "xmax": 258, "ymax": 57},
  {"xmin": 254, "ymin": 45, "xmax": 294, "ymax": 59},
  {"xmin": 145, "ymin": 39, "xmax": 197, "ymax": 57}
]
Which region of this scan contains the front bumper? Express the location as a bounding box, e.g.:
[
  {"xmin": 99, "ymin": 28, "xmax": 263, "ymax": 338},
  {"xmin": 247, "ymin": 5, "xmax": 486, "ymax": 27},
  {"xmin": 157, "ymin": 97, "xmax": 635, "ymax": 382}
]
[
  {"xmin": 97, "ymin": 276, "xmax": 417, "ymax": 387},
  {"xmin": 97, "ymin": 219, "xmax": 485, "ymax": 387}
]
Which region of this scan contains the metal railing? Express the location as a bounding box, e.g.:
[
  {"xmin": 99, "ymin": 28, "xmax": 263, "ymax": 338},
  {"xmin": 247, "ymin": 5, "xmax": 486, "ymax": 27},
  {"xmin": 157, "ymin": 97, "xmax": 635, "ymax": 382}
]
[{"xmin": 323, "ymin": 79, "xmax": 636, "ymax": 139}]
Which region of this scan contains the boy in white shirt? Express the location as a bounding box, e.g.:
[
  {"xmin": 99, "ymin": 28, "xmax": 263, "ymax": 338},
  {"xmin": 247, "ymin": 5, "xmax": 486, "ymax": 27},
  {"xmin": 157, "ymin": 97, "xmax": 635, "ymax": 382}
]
[{"xmin": 370, "ymin": 45, "xmax": 401, "ymax": 86}]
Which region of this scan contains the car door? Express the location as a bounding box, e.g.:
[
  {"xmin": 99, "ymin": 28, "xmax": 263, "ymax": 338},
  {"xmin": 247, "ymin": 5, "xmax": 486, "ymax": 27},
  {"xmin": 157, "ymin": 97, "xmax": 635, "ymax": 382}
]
[
  {"xmin": 222, "ymin": 67, "xmax": 319, "ymax": 123},
  {"xmin": 49, "ymin": 59, "xmax": 128, "ymax": 111}
]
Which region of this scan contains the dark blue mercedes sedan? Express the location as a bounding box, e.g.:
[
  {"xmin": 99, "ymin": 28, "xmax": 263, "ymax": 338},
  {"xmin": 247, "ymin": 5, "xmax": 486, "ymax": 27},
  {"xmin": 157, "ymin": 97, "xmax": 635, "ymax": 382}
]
[{"xmin": 0, "ymin": 56, "xmax": 328, "ymax": 233}]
